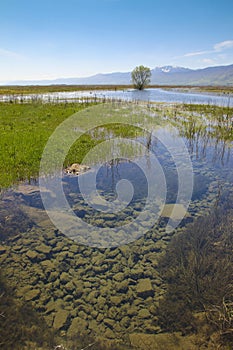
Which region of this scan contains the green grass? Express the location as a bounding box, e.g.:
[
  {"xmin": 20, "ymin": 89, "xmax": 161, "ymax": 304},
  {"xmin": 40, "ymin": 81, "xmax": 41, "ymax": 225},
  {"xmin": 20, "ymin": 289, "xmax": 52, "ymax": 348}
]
[
  {"xmin": 0, "ymin": 85, "xmax": 133, "ymax": 95},
  {"xmin": 0, "ymin": 102, "xmax": 101, "ymax": 188},
  {"xmin": 1, "ymin": 84, "xmax": 232, "ymax": 96},
  {"xmin": 0, "ymin": 102, "xmax": 151, "ymax": 189},
  {"xmin": 1, "ymin": 100, "xmax": 231, "ymax": 190}
]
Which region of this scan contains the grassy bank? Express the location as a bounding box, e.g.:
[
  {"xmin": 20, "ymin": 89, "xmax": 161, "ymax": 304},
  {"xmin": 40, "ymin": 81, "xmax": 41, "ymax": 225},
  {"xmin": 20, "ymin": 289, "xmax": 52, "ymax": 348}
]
[
  {"xmin": 0, "ymin": 85, "xmax": 132, "ymax": 95},
  {"xmin": 0, "ymin": 102, "xmax": 99, "ymax": 188},
  {"xmin": 0, "ymin": 84, "xmax": 232, "ymax": 96},
  {"xmin": 1, "ymin": 100, "xmax": 232, "ymax": 190},
  {"xmin": 0, "ymin": 101, "xmax": 147, "ymax": 189}
]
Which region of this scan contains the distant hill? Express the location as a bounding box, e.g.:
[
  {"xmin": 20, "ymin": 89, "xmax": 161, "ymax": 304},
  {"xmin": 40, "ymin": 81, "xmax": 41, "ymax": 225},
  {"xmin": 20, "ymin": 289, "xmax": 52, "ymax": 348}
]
[
  {"xmin": 2, "ymin": 64, "xmax": 233, "ymax": 86},
  {"xmin": 150, "ymin": 65, "xmax": 233, "ymax": 85}
]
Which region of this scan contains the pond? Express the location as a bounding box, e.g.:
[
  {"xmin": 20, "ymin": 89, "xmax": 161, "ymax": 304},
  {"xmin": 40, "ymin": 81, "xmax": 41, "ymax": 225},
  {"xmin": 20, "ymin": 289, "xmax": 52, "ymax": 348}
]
[
  {"xmin": 1, "ymin": 87, "xmax": 233, "ymax": 106},
  {"xmin": 0, "ymin": 103, "xmax": 232, "ymax": 348}
]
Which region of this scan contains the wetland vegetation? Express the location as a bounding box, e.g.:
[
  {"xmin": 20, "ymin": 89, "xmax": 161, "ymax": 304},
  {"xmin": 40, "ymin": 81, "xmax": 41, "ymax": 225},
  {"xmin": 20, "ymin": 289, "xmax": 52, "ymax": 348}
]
[
  {"xmin": 0, "ymin": 93, "xmax": 233, "ymax": 349},
  {"xmin": 0, "ymin": 101, "xmax": 99, "ymax": 189},
  {"xmin": 0, "ymin": 84, "xmax": 232, "ymax": 96}
]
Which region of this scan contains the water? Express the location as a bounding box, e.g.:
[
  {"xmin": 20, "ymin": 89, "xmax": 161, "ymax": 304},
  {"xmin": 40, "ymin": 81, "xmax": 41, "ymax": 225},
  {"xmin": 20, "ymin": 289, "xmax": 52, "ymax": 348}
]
[
  {"xmin": 0, "ymin": 104, "xmax": 232, "ymax": 346},
  {"xmin": 1, "ymin": 108, "xmax": 232, "ymax": 246},
  {"xmin": 1, "ymin": 87, "xmax": 233, "ymax": 106}
]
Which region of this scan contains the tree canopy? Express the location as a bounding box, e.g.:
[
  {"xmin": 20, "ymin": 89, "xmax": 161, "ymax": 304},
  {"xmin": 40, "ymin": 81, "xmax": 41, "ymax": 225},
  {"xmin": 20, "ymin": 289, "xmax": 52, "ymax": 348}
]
[{"xmin": 131, "ymin": 65, "xmax": 151, "ymax": 90}]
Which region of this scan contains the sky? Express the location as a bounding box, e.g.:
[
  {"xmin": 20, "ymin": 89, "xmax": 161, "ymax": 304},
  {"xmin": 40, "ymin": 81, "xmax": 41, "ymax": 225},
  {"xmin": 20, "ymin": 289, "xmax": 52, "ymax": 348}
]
[{"xmin": 0, "ymin": 0, "xmax": 233, "ymax": 82}]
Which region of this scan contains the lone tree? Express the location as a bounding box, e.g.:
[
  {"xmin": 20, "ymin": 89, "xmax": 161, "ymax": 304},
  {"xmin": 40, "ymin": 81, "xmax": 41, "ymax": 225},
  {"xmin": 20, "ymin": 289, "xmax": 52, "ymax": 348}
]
[{"xmin": 131, "ymin": 65, "xmax": 151, "ymax": 90}]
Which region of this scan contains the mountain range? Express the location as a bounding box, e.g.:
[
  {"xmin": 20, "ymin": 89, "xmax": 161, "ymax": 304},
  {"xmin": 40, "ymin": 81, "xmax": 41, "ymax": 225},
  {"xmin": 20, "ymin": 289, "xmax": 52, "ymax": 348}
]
[{"xmin": 3, "ymin": 64, "xmax": 233, "ymax": 86}]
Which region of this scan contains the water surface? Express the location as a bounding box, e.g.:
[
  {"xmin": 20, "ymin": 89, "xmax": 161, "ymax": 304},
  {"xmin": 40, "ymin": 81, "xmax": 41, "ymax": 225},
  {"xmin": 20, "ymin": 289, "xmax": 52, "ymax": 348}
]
[{"xmin": 1, "ymin": 88, "xmax": 233, "ymax": 106}]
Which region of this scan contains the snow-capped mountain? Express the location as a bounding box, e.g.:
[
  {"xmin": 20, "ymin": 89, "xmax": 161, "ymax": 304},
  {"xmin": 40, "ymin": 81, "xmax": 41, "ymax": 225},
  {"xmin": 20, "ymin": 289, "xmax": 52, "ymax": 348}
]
[{"xmin": 154, "ymin": 66, "xmax": 192, "ymax": 73}]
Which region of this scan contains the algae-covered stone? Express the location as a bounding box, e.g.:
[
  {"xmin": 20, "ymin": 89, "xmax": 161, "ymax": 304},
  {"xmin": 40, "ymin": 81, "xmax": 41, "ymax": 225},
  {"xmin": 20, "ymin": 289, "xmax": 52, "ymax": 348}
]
[
  {"xmin": 13, "ymin": 245, "xmax": 23, "ymax": 251},
  {"xmin": 0, "ymin": 245, "xmax": 7, "ymax": 255},
  {"xmin": 129, "ymin": 332, "xmax": 194, "ymax": 350},
  {"xmin": 69, "ymin": 244, "xmax": 79, "ymax": 253},
  {"xmin": 103, "ymin": 318, "xmax": 115, "ymax": 329},
  {"xmin": 108, "ymin": 306, "xmax": 120, "ymax": 320},
  {"xmin": 104, "ymin": 328, "xmax": 115, "ymax": 339},
  {"xmin": 125, "ymin": 304, "xmax": 138, "ymax": 317},
  {"xmin": 113, "ymin": 272, "xmax": 124, "ymax": 282},
  {"xmin": 120, "ymin": 316, "xmax": 130, "ymax": 328},
  {"xmin": 161, "ymin": 203, "xmax": 190, "ymax": 221},
  {"xmin": 53, "ymin": 309, "xmax": 70, "ymax": 330},
  {"xmin": 60, "ymin": 272, "xmax": 70, "ymax": 284},
  {"xmin": 74, "ymin": 285, "xmax": 84, "ymax": 298},
  {"xmin": 149, "ymin": 305, "xmax": 158, "ymax": 316},
  {"xmin": 64, "ymin": 281, "xmax": 75, "ymax": 293},
  {"xmin": 110, "ymin": 296, "xmax": 122, "ymax": 306},
  {"xmin": 97, "ymin": 296, "xmax": 106, "ymax": 309},
  {"xmin": 41, "ymin": 260, "xmax": 55, "ymax": 270},
  {"xmin": 24, "ymin": 288, "xmax": 41, "ymax": 301},
  {"xmin": 115, "ymin": 280, "xmax": 128, "ymax": 293},
  {"xmin": 97, "ymin": 313, "xmax": 104, "ymax": 322},
  {"xmin": 45, "ymin": 301, "xmax": 56, "ymax": 314},
  {"xmin": 138, "ymin": 308, "xmax": 151, "ymax": 319},
  {"xmin": 88, "ymin": 319, "xmax": 99, "ymax": 332},
  {"xmin": 26, "ymin": 250, "xmax": 38, "ymax": 261},
  {"xmin": 130, "ymin": 268, "xmax": 144, "ymax": 279},
  {"xmin": 78, "ymin": 310, "xmax": 88, "ymax": 320},
  {"xmin": 64, "ymin": 295, "xmax": 73, "ymax": 302},
  {"xmin": 86, "ymin": 290, "xmax": 99, "ymax": 303},
  {"xmin": 48, "ymin": 271, "xmax": 59, "ymax": 282},
  {"xmin": 136, "ymin": 278, "xmax": 154, "ymax": 298},
  {"xmin": 35, "ymin": 244, "xmax": 51, "ymax": 255}
]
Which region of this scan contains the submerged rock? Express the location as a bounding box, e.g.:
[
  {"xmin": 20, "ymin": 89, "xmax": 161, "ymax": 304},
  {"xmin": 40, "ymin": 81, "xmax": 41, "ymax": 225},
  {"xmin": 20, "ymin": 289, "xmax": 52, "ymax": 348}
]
[
  {"xmin": 129, "ymin": 332, "xmax": 195, "ymax": 349},
  {"xmin": 138, "ymin": 308, "xmax": 151, "ymax": 319},
  {"xmin": 0, "ymin": 245, "xmax": 7, "ymax": 254},
  {"xmin": 161, "ymin": 204, "xmax": 190, "ymax": 221},
  {"xmin": 53, "ymin": 309, "xmax": 70, "ymax": 330},
  {"xmin": 65, "ymin": 163, "xmax": 90, "ymax": 175},
  {"xmin": 24, "ymin": 289, "xmax": 41, "ymax": 302},
  {"xmin": 26, "ymin": 250, "xmax": 39, "ymax": 261},
  {"xmin": 136, "ymin": 278, "xmax": 154, "ymax": 298}
]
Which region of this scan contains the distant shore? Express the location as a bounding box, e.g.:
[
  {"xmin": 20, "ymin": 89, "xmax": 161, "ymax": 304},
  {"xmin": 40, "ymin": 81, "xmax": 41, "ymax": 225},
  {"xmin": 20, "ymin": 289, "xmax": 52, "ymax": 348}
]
[{"xmin": 0, "ymin": 84, "xmax": 233, "ymax": 96}]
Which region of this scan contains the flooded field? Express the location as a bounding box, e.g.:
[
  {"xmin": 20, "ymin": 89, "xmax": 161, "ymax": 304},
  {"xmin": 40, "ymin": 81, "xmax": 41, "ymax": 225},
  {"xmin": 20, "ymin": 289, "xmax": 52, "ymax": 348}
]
[{"xmin": 0, "ymin": 102, "xmax": 232, "ymax": 349}]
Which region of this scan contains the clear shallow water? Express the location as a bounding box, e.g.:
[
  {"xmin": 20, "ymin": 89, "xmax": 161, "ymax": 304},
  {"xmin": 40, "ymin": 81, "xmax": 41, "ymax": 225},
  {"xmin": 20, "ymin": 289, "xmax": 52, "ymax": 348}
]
[
  {"xmin": 1, "ymin": 117, "xmax": 233, "ymax": 247},
  {"xmin": 1, "ymin": 88, "xmax": 233, "ymax": 106},
  {"xmin": 1, "ymin": 106, "xmax": 233, "ymax": 345},
  {"xmin": 57, "ymin": 88, "xmax": 232, "ymax": 106}
]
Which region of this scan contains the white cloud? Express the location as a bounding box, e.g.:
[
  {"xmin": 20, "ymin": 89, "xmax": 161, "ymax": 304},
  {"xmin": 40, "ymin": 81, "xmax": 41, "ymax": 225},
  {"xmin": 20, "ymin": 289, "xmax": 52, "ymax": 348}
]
[
  {"xmin": 184, "ymin": 50, "xmax": 210, "ymax": 57},
  {"xmin": 182, "ymin": 39, "xmax": 233, "ymax": 58},
  {"xmin": 214, "ymin": 40, "xmax": 233, "ymax": 52}
]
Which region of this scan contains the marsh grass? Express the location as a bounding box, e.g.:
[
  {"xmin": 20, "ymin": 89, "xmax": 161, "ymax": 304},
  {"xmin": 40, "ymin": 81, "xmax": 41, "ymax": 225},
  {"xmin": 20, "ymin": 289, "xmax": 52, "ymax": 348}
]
[
  {"xmin": 0, "ymin": 102, "xmax": 150, "ymax": 189},
  {"xmin": 0, "ymin": 100, "xmax": 232, "ymax": 190},
  {"xmin": 0, "ymin": 85, "xmax": 232, "ymax": 96},
  {"xmin": 0, "ymin": 85, "xmax": 133, "ymax": 96},
  {"xmin": 0, "ymin": 102, "xmax": 98, "ymax": 188}
]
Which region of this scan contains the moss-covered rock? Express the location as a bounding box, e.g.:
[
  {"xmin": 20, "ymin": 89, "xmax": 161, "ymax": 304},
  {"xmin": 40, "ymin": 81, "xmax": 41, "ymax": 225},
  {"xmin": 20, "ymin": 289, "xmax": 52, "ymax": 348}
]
[
  {"xmin": 24, "ymin": 288, "xmax": 41, "ymax": 302},
  {"xmin": 53, "ymin": 309, "xmax": 70, "ymax": 330},
  {"xmin": 35, "ymin": 243, "xmax": 51, "ymax": 255},
  {"xmin": 129, "ymin": 332, "xmax": 195, "ymax": 349},
  {"xmin": 136, "ymin": 278, "xmax": 154, "ymax": 298},
  {"xmin": 110, "ymin": 296, "xmax": 122, "ymax": 306},
  {"xmin": 103, "ymin": 318, "xmax": 115, "ymax": 329},
  {"xmin": 113, "ymin": 272, "xmax": 125, "ymax": 282},
  {"xmin": 115, "ymin": 280, "xmax": 128, "ymax": 293},
  {"xmin": 26, "ymin": 249, "xmax": 38, "ymax": 261},
  {"xmin": 138, "ymin": 308, "xmax": 151, "ymax": 319},
  {"xmin": 60, "ymin": 272, "xmax": 70, "ymax": 284},
  {"xmin": 0, "ymin": 245, "xmax": 7, "ymax": 255},
  {"xmin": 64, "ymin": 281, "xmax": 75, "ymax": 293}
]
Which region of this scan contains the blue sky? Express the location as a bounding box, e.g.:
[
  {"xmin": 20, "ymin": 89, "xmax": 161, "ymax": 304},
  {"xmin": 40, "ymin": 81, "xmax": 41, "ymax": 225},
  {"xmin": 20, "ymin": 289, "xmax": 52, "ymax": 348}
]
[{"xmin": 0, "ymin": 0, "xmax": 233, "ymax": 82}]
